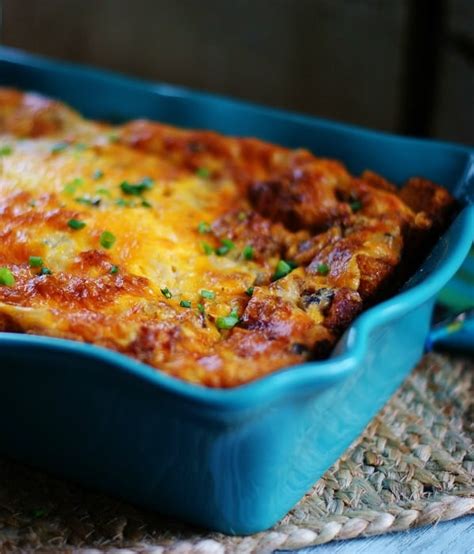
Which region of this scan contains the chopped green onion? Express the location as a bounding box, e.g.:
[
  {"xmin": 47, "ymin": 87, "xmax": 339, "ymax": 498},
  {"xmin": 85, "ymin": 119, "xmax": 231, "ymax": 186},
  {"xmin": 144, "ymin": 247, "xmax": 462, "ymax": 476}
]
[
  {"xmin": 216, "ymin": 308, "xmax": 239, "ymax": 330},
  {"xmin": 141, "ymin": 199, "xmax": 152, "ymax": 208},
  {"xmin": 120, "ymin": 177, "xmax": 154, "ymax": 196},
  {"xmin": 243, "ymin": 245, "xmax": 254, "ymax": 260},
  {"xmin": 245, "ymin": 287, "xmax": 254, "ymax": 296},
  {"xmin": 115, "ymin": 198, "xmax": 131, "ymax": 207},
  {"xmin": 120, "ymin": 182, "xmax": 141, "ymax": 196},
  {"xmin": 196, "ymin": 167, "xmax": 210, "ymax": 179},
  {"xmin": 74, "ymin": 143, "xmax": 87, "ymax": 152},
  {"xmin": 180, "ymin": 300, "xmax": 192, "ymax": 308},
  {"xmin": 96, "ymin": 188, "xmax": 110, "ymax": 196},
  {"xmin": 0, "ymin": 145, "xmax": 13, "ymax": 156},
  {"xmin": 51, "ymin": 141, "xmax": 68, "ymax": 153},
  {"xmin": 93, "ymin": 169, "xmax": 104, "ymax": 180},
  {"xmin": 161, "ymin": 287, "xmax": 172, "ymax": 299},
  {"xmin": 139, "ymin": 176, "xmax": 154, "ymax": 188},
  {"xmin": 200, "ymin": 289, "xmax": 215, "ymax": 300},
  {"xmin": 31, "ymin": 508, "xmax": 46, "ymax": 519},
  {"xmin": 222, "ymin": 238, "xmax": 235, "ymax": 249},
  {"xmin": 197, "ymin": 303, "xmax": 205, "ymax": 315},
  {"xmin": 29, "ymin": 256, "xmax": 43, "ymax": 267},
  {"xmin": 215, "ymin": 245, "xmax": 228, "ymax": 256},
  {"xmin": 272, "ymin": 260, "xmax": 294, "ymax": 281},
  {"xmin": 350, "ymin": 200, "xmax": 363, "ymax": 212},
  {"xmin": 100, "ymin": 231, "xmax": 116, "ymax": 249},
  {"xmin": 63, "ymin": 177, "xmax": 84, "ymax": 195},
  {"xmin": 40, "ymin": 267, "xmax": 52, "ymax": 275},
  {"xmin": 108, "ymin": 133, "xmax": 119, "ymax": 143},
  {"xmin": 67, "ymin": 218, "xmax": 86, "ymax": 230},
  {"xmin": 317, "ymin": 263, "xmax": 330, "ymax": 276},
  {"xmin": 216, "ymin": 238, "xmax": 235, "ymax": 256},
  {"xmin": 198, "ymin": 221, "xmax": 211, "ymax": 234},
  {"xmin": 237, "ymin": 211, "xmax": 247, "ymax": 222},
  {"xmin": 75, "ymin": 196, "xmax": 101, "ymax": 206},
  {"xmin": 0, "ymin": 267, "xmax": 15, "ymax": 286},
  {"xmin": 201, "ymin": 242, "xmax": 214, "ymax": 255},
  {"xmin": 110, "ymin": 264, "xmax": 119, "ymax": 274}
]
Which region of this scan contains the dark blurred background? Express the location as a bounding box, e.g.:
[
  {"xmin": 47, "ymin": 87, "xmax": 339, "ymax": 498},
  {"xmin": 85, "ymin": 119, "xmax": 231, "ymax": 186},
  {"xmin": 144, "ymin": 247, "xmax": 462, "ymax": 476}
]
[{"xmin": 1, "ymin": 0, "xmax": 473, "ymax": 144}]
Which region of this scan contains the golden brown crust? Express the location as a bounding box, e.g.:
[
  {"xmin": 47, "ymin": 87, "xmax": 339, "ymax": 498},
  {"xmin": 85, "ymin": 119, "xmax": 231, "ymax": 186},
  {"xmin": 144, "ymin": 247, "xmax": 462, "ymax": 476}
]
[
  {"xmin": 0, "ymin": 88, "xmax": 82, "ymax": 137},
  {"xmin": 399, "ymin": 177, "xmax": 457, "ymax": 228},
  {"xmin": 0, "ymin": 89, "xmax": 457, "ymax": 387}
]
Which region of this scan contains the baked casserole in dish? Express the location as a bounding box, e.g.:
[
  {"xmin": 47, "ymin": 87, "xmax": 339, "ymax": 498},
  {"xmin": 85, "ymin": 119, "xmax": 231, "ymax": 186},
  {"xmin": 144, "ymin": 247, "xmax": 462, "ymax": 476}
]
[
  {"xmin": 0, "ymin": 48, "xmax": 472, "ymax": 534},
  {"xmin": 0, "ymin": 89, "xmax": 458, "ymax": 387}
]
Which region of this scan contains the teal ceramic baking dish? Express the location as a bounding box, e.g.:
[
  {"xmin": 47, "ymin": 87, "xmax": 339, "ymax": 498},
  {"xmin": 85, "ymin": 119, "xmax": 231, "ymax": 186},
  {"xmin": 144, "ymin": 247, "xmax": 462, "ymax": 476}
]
[{"xmin": 0, "ymin": 47, "xmax": 473, "ymax": 535}]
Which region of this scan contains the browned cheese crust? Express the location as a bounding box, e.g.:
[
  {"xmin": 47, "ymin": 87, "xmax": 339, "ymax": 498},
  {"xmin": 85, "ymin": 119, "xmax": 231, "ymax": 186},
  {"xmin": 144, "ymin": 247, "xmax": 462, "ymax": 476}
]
[{"xmin": 0, "ymin": 89, "xmax": 457, "ymax": 387}]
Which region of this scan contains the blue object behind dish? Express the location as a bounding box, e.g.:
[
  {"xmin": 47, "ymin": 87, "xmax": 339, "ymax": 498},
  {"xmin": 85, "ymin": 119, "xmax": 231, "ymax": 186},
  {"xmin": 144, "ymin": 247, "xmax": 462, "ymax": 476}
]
[{"xmin": 0, "ymin": 47, "xmax": 473, "ymax": 535}]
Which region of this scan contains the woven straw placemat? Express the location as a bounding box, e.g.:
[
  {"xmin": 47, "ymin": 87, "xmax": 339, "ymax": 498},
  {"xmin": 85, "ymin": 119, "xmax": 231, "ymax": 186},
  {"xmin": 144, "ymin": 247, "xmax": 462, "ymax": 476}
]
[{"xmin": 0, "ymin": 352, "xmax": 472, "ymax": 553}]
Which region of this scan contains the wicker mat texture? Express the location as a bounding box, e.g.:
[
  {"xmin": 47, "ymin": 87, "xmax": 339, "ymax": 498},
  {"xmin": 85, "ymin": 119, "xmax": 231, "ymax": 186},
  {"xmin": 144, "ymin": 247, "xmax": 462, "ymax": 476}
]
[{"xmin": 0, "ymin": 353, "xmax": 473, "ymax": 553}]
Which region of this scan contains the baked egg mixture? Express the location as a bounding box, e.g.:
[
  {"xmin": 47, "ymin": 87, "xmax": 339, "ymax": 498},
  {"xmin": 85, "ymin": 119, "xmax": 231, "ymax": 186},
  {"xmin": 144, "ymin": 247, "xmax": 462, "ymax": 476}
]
[{"xmin": 0, "ymin": 89, "xmax": 455, "ymax": 386}]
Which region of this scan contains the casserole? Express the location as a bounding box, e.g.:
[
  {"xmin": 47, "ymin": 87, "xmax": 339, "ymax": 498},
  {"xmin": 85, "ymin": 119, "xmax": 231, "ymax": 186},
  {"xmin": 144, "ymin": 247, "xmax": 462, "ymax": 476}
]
[
  {"xmin": 0, "ymin": 89, "xmax": 457, "ymax": 386},
  {"xmin": 0, "ymin": 47, "xmax": 473, "ymax": 534}
]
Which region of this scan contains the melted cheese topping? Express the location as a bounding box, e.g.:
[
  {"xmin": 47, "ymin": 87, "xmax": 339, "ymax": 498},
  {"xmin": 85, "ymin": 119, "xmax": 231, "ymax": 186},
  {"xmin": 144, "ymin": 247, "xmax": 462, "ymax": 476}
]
[{"xmin": 0, "ymin": 89, "xmax": 455, "ymax": 387}]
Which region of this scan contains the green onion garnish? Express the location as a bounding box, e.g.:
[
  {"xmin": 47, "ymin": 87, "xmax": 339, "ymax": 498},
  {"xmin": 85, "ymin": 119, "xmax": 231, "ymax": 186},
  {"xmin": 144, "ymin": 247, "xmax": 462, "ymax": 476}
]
[
  {"xmin": 196, "ymin": 167, "xmax": 210, "ymax": 179},
  {"xmin": 108, "ymin": 133, "xmax": 119, "ymax": 143},
  {"xmin": 198, "ymin": 221, "xmax": 211, "ymax": 234},
  {"xmin": 40, "ymin": 267, "xmax": 52, "ymax": 275},
  {"xmin": 67, "ymin": 218, "xmax": 86, "ymax": 230},
  {"xmin": 120, "ymin": 177, "xmax": 154, "ymax": 196},
  {"xmin": 0, "ymin": 145, "xmax": 13, "ymax": 156},
  {"xmin": 115, "ymin": 198, "xmax": 130, "ymax": 207},
  {"xmin": 161, "ymin": 287, "xmax": 172, "ymax": 299},
  {"xmin": 317, "ymin": 263, "xmax": 330, "ymax": 276},
  {"xmin": 141, "ymin": 199, "xmax": 152, "ymax": 208},
  {"xmin": 93, "ymin": 169, "xmax": 104, "ymax": 180},
  {"xmin": 140, "ymin": 176, "xmax": 154, "ymax": 187},
  {"xmin": 216, "ymin": 308, "xmax": 240, "ymax": 330},
  {"xmin": 245, "ymin": 287, "xmax": 254, "ymax": 296},
  {"xmin": 0, "ymin": 267, "xmax": 15, "ymax": 286},
  {"xmin": 120, "ymin": 182, "xmax": 142, "ymax": 195},
  {"xmin": 197, "ymin": 303, "xmax": 205, "ymax": 315},
  {"xmin": 75, "ymin": 196, "xmax": 101, "ymax": 207},
  {"xmin": 29, "ymin": 256, "xmax": 43, "ymax": 267},
  {"xmin": 201, "ymin": 242, "xmax": 214, "ymax": 255},
  {"xmin": 51, "ymin": 141, "xmax": 68, "ymax": 153},
  {"xmin": 350, "ymin": 200, "xmax": 363, "ymax": 212},
  {"xmin": 96, "ymin": 188, "xmax": 110, "ymax": 196},
  {"xmin": 237, "ymin": 211, "xmax": 247, "ymax": 222},
  {"xmin": 200, "ymin": 289, "xmax": 215, "ymax": 300},
  {"xmin": 272, "ymin": 260, "xmax": 294, "ymax": 281},
  {"xmin": 63, "ymin": 177, "xmax": 84, "ymax": 195},
  {"xmin": 100, "ymin": 231, "xmax": 116, "ymax": 249},
  {"xmin": 243, "ymin": 245, "xmax": 254, "ymax": 260},
  {"xmin": 216, "ymin": 238, "xmax": 235, "ymax": 256},
  {"xmin": 110, "ymin": 265, "xmax": 119, "ymax": 274},
  {"xmin": 180, "ymin": 300, "xmax": 192, "ymax": 308}
]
